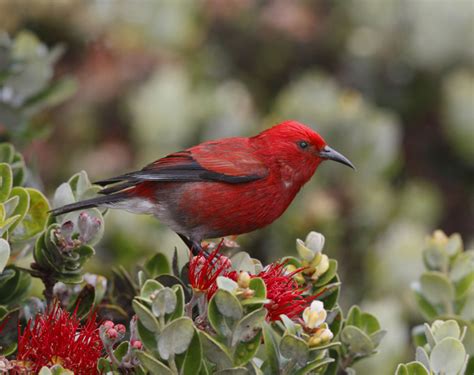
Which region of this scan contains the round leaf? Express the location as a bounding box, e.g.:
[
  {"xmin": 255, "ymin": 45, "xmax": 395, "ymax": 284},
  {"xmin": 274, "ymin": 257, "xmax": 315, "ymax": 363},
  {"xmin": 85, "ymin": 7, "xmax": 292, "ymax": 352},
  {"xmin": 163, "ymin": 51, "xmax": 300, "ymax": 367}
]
[
  {"xmin": 430, "ymin": 337, "xmax": 466, "ymax": 375},
  {"xmin": 158, "ymin": 317, "xmax": 195, "ymax": 360},
  {"xmin": 341, "ymin": 326, "xmax": 374, "ymax": 356},
  {"xmin": 152, "ymin": 287, "xmax": 177, "ymax": 318},
  {"xmin": 420, "ymin": 271, "xmax": 455, "ymax": 305},
  {"xmin": 0, "ymin": 238, "xmax": 10, "ymax": 273},
  {"xmin": 214, "ymin": 289, "xmax": 243, "ymax": 320},
  {"xmin": 0, "ymin": 163, "xmax": 12, "ymax": 202},
  {"xmin": 280, "ymin": 334, "xmax": 309, "ymax": 366}
]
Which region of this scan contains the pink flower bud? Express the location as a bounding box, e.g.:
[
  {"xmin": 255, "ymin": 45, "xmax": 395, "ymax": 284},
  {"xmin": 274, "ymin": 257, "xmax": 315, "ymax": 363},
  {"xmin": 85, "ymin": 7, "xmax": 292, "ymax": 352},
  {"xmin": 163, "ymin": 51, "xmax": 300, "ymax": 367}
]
[
  {"xmin": 102, "ymin": 320, "xmax": 114, "ymax": 329},
  {"xmin": 131, "ymin": 340, "xmax": 143, "ymax": 350},
  {"xmin": 106, "ymin": 328, "xmax": 118, "ymax": 339},
  {"xmin": 115, "ymin": 324, "xmax": 126, "ymax": 334}
]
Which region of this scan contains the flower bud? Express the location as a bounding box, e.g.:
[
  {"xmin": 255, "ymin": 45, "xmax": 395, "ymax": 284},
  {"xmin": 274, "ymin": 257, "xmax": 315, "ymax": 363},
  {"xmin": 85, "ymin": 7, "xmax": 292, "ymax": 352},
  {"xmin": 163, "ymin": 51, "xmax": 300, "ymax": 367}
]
[
  {"xmin": 78, "ymin": 212, "xmax": 102, "ymax": 243},
  {"xmin": 115, "ymin": 324, "xmax": 126, "ymax": 335},
  {"xmin": 296, "ymin": 232, "xmax": 325, "ymax": 262},
  {"xmin": 106, "ymin": 328, "xmax": 118, "ymax": 340},
  {"xmin": 237, "ymin": 271, "xmax": 251, "ymax": 289},
  {"xmin": 308, "ymin": 324, "xmax": 334, "ymax": 347},
  {"xmin": 302, "ymin": 300, "xmax": 327, "ymax": 329},
  {"xmin": 311, "ymin": 254, "xmax": 330, "ymax": 281},
  {"xmin": 102, "ymin": 320, "xmax": 114, "ymax": 329},
  {"xmin": 131, "ymin": 340, "xmax": 143, "ymax": 350}
]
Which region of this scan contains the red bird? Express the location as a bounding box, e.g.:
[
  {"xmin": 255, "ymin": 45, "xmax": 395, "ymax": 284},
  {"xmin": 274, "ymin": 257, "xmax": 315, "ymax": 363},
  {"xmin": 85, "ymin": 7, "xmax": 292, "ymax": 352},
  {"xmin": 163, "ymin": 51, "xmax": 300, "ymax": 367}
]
[{"xmin": 51, "ymin": 121, "xmax": 354, "ymax": 253}]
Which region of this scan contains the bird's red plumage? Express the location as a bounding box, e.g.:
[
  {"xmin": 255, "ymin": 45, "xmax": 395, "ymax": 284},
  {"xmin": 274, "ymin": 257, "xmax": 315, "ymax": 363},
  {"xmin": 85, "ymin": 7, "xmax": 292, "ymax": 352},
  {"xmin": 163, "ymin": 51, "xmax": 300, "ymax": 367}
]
[{"xmin": 52, "ymin": 120, "xmax": 354, "ymax": 245}]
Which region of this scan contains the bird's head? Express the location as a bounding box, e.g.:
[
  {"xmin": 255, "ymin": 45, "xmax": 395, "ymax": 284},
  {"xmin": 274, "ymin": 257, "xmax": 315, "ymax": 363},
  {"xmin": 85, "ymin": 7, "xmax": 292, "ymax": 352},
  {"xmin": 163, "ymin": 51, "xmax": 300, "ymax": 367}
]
[{"xmin": 253, "ymin": 120, "xmax": 354, "ymax": 184}]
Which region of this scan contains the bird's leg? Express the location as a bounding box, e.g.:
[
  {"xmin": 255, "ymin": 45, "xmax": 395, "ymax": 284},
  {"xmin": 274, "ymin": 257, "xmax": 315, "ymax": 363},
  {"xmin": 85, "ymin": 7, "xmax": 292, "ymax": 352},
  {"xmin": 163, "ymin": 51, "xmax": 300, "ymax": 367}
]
[{"xmin": 177, "ymin": 233, "xmax": 204, "ymax": 256}]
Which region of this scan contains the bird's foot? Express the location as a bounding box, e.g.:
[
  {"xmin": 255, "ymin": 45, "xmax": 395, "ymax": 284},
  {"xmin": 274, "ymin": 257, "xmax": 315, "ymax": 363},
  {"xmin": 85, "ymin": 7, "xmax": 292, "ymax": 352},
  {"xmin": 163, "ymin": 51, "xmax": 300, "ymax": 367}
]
[{"xmin": 177, "ymin": 233, "xmax": 206, "ymax": 257}]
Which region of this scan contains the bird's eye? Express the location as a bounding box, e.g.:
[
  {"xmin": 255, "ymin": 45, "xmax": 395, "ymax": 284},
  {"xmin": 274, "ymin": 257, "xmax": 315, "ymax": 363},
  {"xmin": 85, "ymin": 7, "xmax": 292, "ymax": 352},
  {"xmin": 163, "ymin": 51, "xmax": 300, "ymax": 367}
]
[{"xmin": 297, "ymin": 141, "xmax": 309, "ymax": 149}]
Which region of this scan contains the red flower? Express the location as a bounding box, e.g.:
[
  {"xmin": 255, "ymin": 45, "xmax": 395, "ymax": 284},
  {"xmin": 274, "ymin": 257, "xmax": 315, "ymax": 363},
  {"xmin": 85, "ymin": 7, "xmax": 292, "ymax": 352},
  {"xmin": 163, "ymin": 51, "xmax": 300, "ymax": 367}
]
[
  {"xmin": 17, "ymin": 302, "xmax": 103, "ymax": 373},
  {"xmin": 256, "ymin": 262, "xmax": 315, "ymax": 321},
  {"xmin": 188, "ymin": 242, "xmax": 232, "ymax": 299}
]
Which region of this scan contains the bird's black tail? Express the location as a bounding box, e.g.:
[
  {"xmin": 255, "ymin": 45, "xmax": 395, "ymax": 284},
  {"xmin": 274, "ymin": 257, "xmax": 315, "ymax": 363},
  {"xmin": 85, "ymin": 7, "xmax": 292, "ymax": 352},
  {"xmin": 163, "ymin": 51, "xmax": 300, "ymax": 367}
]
[{"xmin": 49, "ymin": 192, "xmax": 128, "ymax": 216}]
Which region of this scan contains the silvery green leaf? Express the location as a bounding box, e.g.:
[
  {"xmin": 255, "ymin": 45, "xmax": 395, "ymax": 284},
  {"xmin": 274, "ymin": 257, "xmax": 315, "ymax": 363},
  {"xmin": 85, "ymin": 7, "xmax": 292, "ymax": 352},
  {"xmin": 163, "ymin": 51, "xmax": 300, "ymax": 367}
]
[
  {"xmin": 420, "ymin": 271, "xmax": 455, "ymax": 305},
  {"xmin": 395, "ymin": 362, "xmax": 430, "ymax": 375},
  {"xmin": 445, "ymin": 233, "xmax": 463, "ymax": 256},
  {"xmin": 136, "ymin": 351, "xmax": 174, "ymax": 375},
  {"xmin": 423, "ymin": 246, "xmax": 448, "ymax": 271},
  {"xmin": 152, "ymin": 287, "xmax": 177, "ymax": 317},
  {"xmin": 199, "ymin": 331, "xmax": 233, "ymax": 370},
  {"xmin": 279, "ymin": 334, "xmax": 309, "ymax": 366},
  {"xmin": 415, "ymin": 347, "xmax": 431, "ymax": 371},
  {"xmin": 431, "ymin": 320, "xmax": 461, "ymax": 341},
  {"xmin": 341, "ymin": 326, "xmax": 374, "ymax": 356},
  {"xmin": 230, "ymin": 252, "xmax": 256, "ymax": 274},
  {"xmin": 430, "ymin": 337, "xmax": 467, "ymax": 375},
  {"xmin": 158, "ymin": 317, "xmax": 195, "ymax": 360},
  {"xmin": 424, "ymin": 322, "xmax": 437, "ymax": 348},
  {"xmin": 0, "ymin": 238, "xmax": 10, "ymax": 273},
  {"xmin": 217, "ymin": 276, "xmax": 239, "ymax": 293},
  {"xmin": 132, "ymin": 300, "xmax": 160, "ymax": 333},
  {"xmin": 232, "ymin": 308, "xmax": 266, "ymax": 346},
  {"xmin": 450, "ymin": 250, "xmax": 474, "ymax": 282},
  {"xmin": 296, "ymin": 238, "xmax": 315, "ymax": 262},
  {"xmin": 140, "ymin": 279, "xmax": 163, "ymax": 301},
  {"xmin": 53, "ymin": 182, "xmax": 75, "ymax": 209},
  {"xmin": 215, "ymin": 289, "xmax": 243, "ymax": 320}
]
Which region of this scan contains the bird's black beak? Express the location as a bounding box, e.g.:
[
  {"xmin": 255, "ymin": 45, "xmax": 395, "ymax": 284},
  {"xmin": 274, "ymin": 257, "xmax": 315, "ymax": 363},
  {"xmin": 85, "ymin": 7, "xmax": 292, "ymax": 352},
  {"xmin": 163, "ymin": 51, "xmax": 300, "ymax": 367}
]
[{"xmin": 319, "ymin": 146, "xmax": 355, "ymax": 170}]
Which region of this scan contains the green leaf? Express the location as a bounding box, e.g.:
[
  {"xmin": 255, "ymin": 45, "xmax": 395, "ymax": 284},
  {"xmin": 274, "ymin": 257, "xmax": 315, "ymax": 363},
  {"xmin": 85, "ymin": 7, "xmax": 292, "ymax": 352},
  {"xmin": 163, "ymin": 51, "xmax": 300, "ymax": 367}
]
[
  {"xmin": 114, "ymin": 341, "xmax": 130, "ymax": 362},
  {"xmin": 6, "ymin": 187, "xmax": 30, "ymax": 233},
  {"xmin": 132, "ymin": 299, "xmax": 160, "ymax": 333},
  {"xmin": 280, "ymin": 334, "xmax": 308, "ymax": 366},
  {"xmin": 158, "ymin": 317, "xmax": 195, "ymax": 360},
  {"xmin": 233, "ymin": 330, "xmax": 261, "ymax": 366},
  {"xmin": 455, "ymin": 272, "xmax": 474, "ymax": 299},
  {"xmin": 0, "ymin": 145, "xmax": 14, "ymax": 164},
  {"xmin": 69, "ymin": 284, "xmax": 95, "ymax": 320},
  {"xmin": 420, "ymin": 271, "xmax": 455, "ymax": 305},
  {"xmin": 215, "ymin": 289, "xmax": 243, "ymax": 320},
  {"xmin": 140, "ymin": 279, "xmax": 164, "ymax": 302},
  {"xmin": 340, "ymin": 326, "xmax": 374, "ymax": 356},
  {"xmin": 181, "ymin": 331, "xmax": 203, "ymax": 375},
  {"xmin": 53, "ymin": 183, "xmax": 75, "ymax": 209},
  {"xmin": 217, "ymin": 276, "xmax": 239, "ymax": 293},
  {"xmin": 214, "ymin": 369, "xmax": 249, "ymax": 375},
  {"xmin": 208, "ymin": 294, "xmax": 233, "ymax": 337},
  {"xmin": 137, "ymin": 319, "xmax": 158, "ymax": 352},
  {"xmin": 96, "ymin": 358, "xmax": 113, "ymax": 373},
  {"xmin": 262, "ymin": 323, "xmax": 280, "ymax": 374},
  {"xmin": 430, "ymin": 337, "xmax": 467, "ymax": 375},
  {"xmin": 413, "ymin": 290, "xmax": 439, "ymax": 321},
  {"xmin": 232, "ymin": 308, "xmax": 266, "ymax": 346},
  {"xmin": 0, "ymin": 163, "xmax": 12, "ymax": 202},
  {"xmin": 249, "ymin": 277, "xmax": 266, "ymax": 299},
  {"xmin": 152, "ymin": 287, "xmax": 177, "ymax": 318},
  {"xmin": 145, "ymin": 253, "xmax": 171, "ymax": 277},
  {"xmin": 431, "ymin": 320, "xmax": 462, "ymax": 341},
  {"xmin": 395, "ymin": 362, "xmax": 430, "ymax": 375},
  {"xmin": 199, "ymin": 331, "xmax": 233, "ymax": 370},
  {"xmin": 313, "ymin": 260, "xmax": 338, "ymax": 287},
  {"xmin": 230, "ymin": 252, "xmax": 257, "ymax": 274},
  {"xmin": 0, "ymin": 238, "xmax": 10, "ymax": 273},
  {"xmin": 423, "ymin": 246, "xmax": 449, "ymax": 271},
  {"xmin": 294, "ymin": 357, "xmax": 334, "ymax": 375},
  {"xmin": 136, "ymin": 351, "xmax": 174, "ymax": 375},
  {"xmin": 449, "ymin": 251, "xmax": 474, "ymax": 282},
  {"xmin": 11, "ymin": 188, "xmax": 49, "ymax": 240},
  {"xmin": 169, "ymin": 284, "xmax": 185, "ymax": 321}
]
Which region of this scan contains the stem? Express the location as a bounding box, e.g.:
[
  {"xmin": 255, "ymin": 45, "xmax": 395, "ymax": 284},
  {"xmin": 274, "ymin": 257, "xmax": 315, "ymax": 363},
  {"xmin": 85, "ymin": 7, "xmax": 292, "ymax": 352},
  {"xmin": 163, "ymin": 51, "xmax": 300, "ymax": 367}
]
[
  {"xmin": 282, "ymin": 358, "xmax": 297, "ymax": 375},
  {"xmin": 185, "ymin": 294, "xmax": 197, "ymax": 318},
  {"xmin": 105, "ymin": 341, "xmax": 121, "ymax": 368},
  {"xmin": 168, "ymin": 354, "xmax": 178, "ymax": 374}
]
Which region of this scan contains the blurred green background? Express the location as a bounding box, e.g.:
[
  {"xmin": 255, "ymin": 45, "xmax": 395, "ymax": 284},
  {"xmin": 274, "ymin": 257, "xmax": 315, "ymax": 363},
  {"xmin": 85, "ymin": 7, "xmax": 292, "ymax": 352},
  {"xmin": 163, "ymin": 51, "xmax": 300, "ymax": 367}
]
[{"xmin": 0, "ymin": 0, "xmax": 473, "ymax": 373}]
